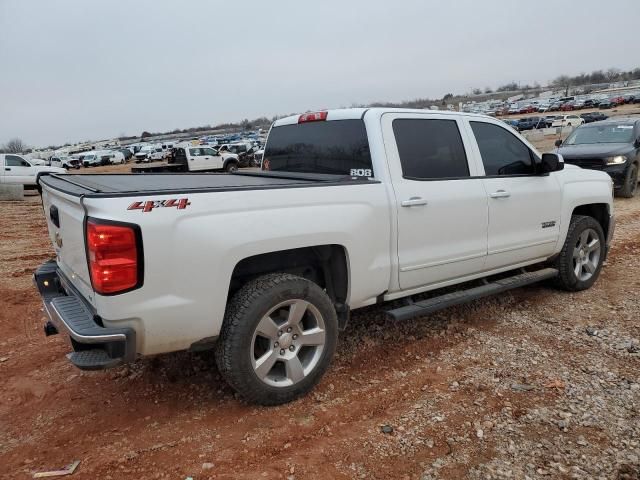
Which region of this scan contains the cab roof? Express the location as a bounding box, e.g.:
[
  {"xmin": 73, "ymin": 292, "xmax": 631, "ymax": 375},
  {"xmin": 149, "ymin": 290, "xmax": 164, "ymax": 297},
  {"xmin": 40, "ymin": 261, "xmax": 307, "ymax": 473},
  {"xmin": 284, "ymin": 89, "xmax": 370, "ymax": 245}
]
[{"xmin": 272, "ymin": 107, "xmax": 491, "ymax": 127}]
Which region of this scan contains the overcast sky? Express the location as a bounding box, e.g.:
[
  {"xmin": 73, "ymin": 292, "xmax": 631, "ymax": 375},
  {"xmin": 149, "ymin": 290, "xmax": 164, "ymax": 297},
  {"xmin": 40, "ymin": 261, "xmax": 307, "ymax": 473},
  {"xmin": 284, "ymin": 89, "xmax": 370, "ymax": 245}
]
[{"xmin": 1, "ymin": 0, "xmax": 639, "ymax": 147}]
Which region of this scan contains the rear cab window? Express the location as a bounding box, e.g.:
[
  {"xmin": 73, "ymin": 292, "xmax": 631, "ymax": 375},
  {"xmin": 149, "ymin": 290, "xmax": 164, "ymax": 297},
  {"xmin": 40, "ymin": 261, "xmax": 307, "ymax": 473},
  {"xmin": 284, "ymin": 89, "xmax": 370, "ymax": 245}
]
[
  {"xmin": 263, "ymin": 119, "xmax": 373, "ymax": 178},
  {"xmin": 392, "ymin": 118, "xmax": 470, "ymax": 179}
]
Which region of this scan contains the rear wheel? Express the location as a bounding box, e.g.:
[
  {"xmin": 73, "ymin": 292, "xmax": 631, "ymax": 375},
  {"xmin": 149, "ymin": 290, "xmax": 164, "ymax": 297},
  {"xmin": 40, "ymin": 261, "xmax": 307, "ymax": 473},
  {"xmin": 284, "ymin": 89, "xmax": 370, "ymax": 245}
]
[
  {"xmin": 618, "ymin": 162, "xmax": 638, "ymax": 198},
  {"xmin": 554, "ymin": 215, "xmax": 605, "ymax": 291},
  {"xmin": 215, "ymin": 273, "xmax": 338, "ymax": 405}
]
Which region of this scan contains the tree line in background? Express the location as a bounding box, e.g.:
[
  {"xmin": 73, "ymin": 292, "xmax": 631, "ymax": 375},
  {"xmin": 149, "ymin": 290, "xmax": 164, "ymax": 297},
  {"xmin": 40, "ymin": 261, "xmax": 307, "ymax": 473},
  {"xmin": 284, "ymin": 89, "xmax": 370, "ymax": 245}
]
[
  {"xmin": 0, "ymin": 138, "xmax": 26, "ymax": 154},
  {"xmin": 7, "ymin": 66, "xmax": 640, "ymax": 153}
]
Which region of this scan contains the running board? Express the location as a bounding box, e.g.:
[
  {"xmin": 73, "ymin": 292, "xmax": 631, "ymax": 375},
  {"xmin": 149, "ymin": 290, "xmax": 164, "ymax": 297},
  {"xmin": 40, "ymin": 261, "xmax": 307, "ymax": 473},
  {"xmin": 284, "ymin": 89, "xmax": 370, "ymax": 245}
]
[{"xmin": 386, "ymin": 268, "xmax": 558, "ymax": 322}]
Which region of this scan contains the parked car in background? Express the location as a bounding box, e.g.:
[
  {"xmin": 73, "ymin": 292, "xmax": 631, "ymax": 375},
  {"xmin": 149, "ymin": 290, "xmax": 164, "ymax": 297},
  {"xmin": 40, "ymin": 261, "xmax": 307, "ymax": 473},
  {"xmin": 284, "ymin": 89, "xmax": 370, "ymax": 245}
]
[
  {"xmin": 0, "ymin": 154, "xmax": 65, "ymax": 186},
  {"xmin": 556, "ymin": 118, "xmax": 640, "ymax": 197},
  {"xmin": 552, "ymin": 115, "xmax": 585, "ymax": 128},
  {"xmin": 218, "ymin": 142, "xmax": 254, "ymax": 167},
  {"xmin": 118, "ymin": 148, "xmax": 133, "ymax": 161},
  {"xmin": 50, "ymin": 155, "xmax": 81, "ymax": 169},
  {"xmin": 134, "ymin": 145, "xmax": 157, "ymax": 163},
  {"xmin": 81, "ymin": 153, "xmax": 100, "ymax": 168},
  {"xmin": 560, "ymin": 102, "xmax": 575, "ymax": 111},
  {"xmin": 516, "ymin": 117, "xmax": 546, "ymax": 131},
  {"xmin": 611, "ymin": 96, "xmax": 626, "ymax": 106},
  {"xmin": 573, "ymin": 100, "xmax": 586, "ymax": 109},
  {"xmin": 581, "ymin": 112, "xmax": 608, "ymax": 124},
  {"xmin": 132, "ymin": 144, "xmax": 240, "ymax": 173},
  {"xmin": 599, "ymin": 100, "xmax": 614, "ymax": 109},
  {"xmin": 544, "ymin": 115, "xmax": 559, "ymax": 126}
]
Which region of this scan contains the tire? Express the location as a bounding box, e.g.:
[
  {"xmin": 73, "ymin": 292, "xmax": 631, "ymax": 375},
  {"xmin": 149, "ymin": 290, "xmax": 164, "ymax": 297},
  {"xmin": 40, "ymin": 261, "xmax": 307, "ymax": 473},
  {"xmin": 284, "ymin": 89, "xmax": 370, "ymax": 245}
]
[
  {"xmin": 617, "ymin": 162, "xmax": 638, "ymax": 198},
  {"xmin": 225, "ymin": 161, "xmax": 238, "ymax": 173},
  {"xmin": 554, "ymin": 215, "xmax": 605, "ymax": 292},
  {"xmin": 215, "ymin": 273, "xmax": 338, "ymax": 406}
]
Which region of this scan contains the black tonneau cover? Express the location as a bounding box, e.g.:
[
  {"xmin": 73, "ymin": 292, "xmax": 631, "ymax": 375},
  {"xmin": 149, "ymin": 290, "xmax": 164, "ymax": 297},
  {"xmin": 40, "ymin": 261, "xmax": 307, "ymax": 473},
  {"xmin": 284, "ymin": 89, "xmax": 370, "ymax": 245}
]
[{"xmin": 38, "ymin": 172, "xmax": 370, "ymax": 198}]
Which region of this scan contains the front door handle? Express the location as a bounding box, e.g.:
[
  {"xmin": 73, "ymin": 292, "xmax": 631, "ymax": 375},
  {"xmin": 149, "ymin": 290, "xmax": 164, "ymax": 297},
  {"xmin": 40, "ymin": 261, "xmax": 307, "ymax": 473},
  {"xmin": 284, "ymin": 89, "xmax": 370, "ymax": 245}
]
[
  {"xmin": 489, "ymin": 190, "xmax": 511, "ymax": 199},
  {"xmin": 401, "ymin": 197, "xmax": 428, "ymax": 207},
  {"xmin": 5, "ymin": 167, "xmax": 10, "ymax": 171}
]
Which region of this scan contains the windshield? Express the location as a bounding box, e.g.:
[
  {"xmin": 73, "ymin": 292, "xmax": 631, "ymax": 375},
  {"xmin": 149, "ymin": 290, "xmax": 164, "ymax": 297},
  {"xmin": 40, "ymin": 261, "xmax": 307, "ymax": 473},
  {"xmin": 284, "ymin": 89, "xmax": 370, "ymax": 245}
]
[
  {"xmin": 564, "ymin": 124, "xmax": 635, "ymax": 145},
  {"xmin": 263, "ymin": 119, "xmax": 373, "ymax": 176}
]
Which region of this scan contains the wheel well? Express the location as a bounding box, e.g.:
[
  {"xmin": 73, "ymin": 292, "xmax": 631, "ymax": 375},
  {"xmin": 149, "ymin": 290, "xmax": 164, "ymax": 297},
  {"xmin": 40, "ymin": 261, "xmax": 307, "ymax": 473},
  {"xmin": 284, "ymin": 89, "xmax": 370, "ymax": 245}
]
[
  {"xmin": 572, "ymin": 203, "xmax": 610, "ymax": 238},
  {"xmin": 229, "ymin": 245, "xmax": 350, "ymax": 326}
]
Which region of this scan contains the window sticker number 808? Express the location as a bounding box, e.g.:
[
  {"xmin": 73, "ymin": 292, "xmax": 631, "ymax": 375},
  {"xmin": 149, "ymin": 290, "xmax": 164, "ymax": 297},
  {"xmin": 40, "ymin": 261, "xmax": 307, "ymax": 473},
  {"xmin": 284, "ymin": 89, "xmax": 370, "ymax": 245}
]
[{"xmin": 350, "ymin": 169, "xmax": 372, "ymax": 177}]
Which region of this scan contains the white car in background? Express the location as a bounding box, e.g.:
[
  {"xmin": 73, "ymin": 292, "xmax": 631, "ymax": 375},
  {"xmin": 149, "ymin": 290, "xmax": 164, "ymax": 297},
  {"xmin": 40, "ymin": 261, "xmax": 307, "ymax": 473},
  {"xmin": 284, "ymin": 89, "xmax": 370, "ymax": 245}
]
[
  {"xmin": 50, "ymin": 155, "xmax": 81, "ymax": 169},
  {"xmin": 552, "ymin": 115, "xmax": 585, "ymax": 128},
  {"xmin": 107, "ymin": 151, "xmax": 126, "ymax": 165},
  {"xmin": 134, "ymin": 145, "xmax": 157, "ymax": 163},
  {"xmin": 0, "ymin": 154, "xmax": 65, "ymax": 186}
]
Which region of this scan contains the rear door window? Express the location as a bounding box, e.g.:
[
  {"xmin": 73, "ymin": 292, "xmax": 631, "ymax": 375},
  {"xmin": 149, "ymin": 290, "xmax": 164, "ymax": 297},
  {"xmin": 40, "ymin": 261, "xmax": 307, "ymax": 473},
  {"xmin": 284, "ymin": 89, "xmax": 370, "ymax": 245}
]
[
  {"xmin": 392, "ymin": 119, "xmax": 469, "ymax": 179},
  {"xmin": 263, "ymin": 119, "xmax": 372, "ymax": 176}
]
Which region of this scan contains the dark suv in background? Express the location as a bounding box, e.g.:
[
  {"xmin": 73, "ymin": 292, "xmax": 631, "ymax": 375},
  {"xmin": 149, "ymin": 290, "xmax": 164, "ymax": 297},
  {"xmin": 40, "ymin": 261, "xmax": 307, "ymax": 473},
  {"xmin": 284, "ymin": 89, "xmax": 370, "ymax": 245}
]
[{"xmin": 556, "ymin": 119, "xmax": 640, "ymax": 197}]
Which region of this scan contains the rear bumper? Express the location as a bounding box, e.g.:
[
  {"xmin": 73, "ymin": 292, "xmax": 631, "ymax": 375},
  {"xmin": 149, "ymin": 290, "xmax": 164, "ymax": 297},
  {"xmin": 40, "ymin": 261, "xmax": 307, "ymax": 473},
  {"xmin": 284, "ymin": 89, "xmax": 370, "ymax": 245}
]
[{"xmin": 33, "ymin": 260, "xmax": 136, "ymax": 370}]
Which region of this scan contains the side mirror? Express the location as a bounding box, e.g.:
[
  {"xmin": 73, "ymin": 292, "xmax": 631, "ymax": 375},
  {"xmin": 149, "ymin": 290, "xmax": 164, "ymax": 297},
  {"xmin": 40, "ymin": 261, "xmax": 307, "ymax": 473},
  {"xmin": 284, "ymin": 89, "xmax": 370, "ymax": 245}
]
[
  {"xmin": 554, "ymin": 139, "xmax": 563, "ymax": 147},
  {"xmin": 635, "ymin": 138, "xmax": 640, "ymax": 148},
  {"xmin": 539, "ymin": 153, "xmax": 564, "ymax": 174}
]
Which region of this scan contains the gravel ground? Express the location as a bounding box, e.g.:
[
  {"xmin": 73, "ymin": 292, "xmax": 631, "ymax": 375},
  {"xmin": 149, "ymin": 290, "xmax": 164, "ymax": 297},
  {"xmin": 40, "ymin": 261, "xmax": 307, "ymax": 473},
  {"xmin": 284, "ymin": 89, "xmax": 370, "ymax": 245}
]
[{"xmin": 0, "ymin": 164, "xmax": 639, "ymax": 479}]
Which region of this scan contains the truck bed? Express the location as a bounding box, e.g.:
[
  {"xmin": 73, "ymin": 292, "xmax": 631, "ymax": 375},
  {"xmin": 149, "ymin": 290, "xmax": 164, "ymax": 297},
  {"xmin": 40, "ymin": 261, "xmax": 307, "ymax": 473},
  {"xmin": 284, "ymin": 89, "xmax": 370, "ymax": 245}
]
[{"xmin": 38, "ymin": 172, "xmax": 365, "ymax": 198}]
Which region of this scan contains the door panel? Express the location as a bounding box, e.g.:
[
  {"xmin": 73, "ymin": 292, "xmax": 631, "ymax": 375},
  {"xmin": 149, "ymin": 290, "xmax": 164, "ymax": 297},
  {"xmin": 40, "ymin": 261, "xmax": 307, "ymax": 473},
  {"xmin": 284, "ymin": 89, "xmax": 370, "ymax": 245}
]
[
  {"xmin": 466, "ymin": 119, "xmax": 562, "ymax": 270},
  {"xmin": 482, "ymin": 176, "xmax": 561, "ymax": 269},
  {"xmin": 382, "ymin": 113, "xmax": 489, "ymax": 290},
  {"xmin": 395, "ymin": 179, "xmax": 489, "ymax": 289}
]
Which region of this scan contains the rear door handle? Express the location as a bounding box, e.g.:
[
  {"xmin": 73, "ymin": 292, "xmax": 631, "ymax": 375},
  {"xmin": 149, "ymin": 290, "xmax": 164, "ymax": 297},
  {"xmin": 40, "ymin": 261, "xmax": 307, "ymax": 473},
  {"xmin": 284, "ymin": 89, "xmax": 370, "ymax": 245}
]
[
  {"xmin": 401, "ymin": 197, "xmax": 428, "ymax": 207},
  {"xmin": 5, "ymin": 167, "xmax": 10, "ymax": 171},
  {"xmin": 489, "ymin": 190, "xmax": 511, "ymax": 199}
]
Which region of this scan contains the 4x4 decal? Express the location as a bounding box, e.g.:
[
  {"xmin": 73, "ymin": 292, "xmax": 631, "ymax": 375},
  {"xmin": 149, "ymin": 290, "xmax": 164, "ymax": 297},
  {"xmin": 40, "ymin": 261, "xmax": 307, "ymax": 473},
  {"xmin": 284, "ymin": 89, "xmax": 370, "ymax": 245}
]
[{"xmin": 128, "ymin": 198, "xmax": 191, "ymax": 213}]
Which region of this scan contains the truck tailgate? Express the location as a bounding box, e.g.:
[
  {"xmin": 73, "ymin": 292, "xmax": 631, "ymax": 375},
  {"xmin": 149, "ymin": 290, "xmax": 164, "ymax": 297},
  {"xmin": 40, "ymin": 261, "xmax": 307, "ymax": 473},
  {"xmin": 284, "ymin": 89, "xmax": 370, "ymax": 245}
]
[{"xmin": 41, "ymin": 184, "xmax": 95, "ymax": 304}]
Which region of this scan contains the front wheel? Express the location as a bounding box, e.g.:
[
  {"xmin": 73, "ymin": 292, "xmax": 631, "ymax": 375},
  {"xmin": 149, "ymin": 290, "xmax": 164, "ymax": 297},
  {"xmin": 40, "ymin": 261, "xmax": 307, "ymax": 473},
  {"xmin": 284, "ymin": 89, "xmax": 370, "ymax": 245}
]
[
  {"xmin": 215, "ymin": 273, "xmax": 338, "ymax": 405},
  {"xmin": 225, "ymin": 162, "xmax": 238, "ymax": 173},
  {"xmin": 554, "ymin": 215, "xmax": 605, "ymax": 291},
  {"xmin": 618, "ymin": 162, "xmax": 638, "ymax": 198}
]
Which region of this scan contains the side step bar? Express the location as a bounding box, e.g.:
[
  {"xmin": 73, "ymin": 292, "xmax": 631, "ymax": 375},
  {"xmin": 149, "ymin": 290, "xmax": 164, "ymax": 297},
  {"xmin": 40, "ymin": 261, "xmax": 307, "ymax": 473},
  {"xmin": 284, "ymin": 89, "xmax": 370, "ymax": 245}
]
[{"xmin": 386, "ymin": 268, "xmax": 558, "ymax": 322}]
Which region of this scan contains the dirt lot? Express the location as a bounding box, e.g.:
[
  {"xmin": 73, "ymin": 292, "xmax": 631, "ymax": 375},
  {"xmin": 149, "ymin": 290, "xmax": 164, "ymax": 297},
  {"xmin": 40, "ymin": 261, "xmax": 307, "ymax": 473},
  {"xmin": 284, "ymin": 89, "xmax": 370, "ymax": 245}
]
[{"xmin": 1, "ymin": 139, "xmax": 640, "ymax": 479}]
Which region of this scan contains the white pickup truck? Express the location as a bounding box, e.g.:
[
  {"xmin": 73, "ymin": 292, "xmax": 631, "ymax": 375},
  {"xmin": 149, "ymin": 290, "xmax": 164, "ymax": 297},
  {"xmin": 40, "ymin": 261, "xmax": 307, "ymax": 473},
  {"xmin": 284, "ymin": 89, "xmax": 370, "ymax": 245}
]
[
  {"xmin": 1, "ymin": 153, "xmax": 65, "ymax": 186},
  {"xmin": 131, "ymin": 144, "xmax": 240, "ymax": 173},
  {"xmin": 34, "ymin": 108, "xmax": 614, "ymax": 405}
]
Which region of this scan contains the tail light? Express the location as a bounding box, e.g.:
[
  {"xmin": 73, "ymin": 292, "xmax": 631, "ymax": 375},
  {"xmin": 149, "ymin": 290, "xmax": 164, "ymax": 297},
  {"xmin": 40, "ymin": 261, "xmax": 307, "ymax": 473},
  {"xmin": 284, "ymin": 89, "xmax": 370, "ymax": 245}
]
[
  {"xmin": 298, "ymin": 111, "xmax": 328, "ymax": 123},
  {"xmin": 86, "ymin": 219, "xmax": 142, "ymax": 295}
]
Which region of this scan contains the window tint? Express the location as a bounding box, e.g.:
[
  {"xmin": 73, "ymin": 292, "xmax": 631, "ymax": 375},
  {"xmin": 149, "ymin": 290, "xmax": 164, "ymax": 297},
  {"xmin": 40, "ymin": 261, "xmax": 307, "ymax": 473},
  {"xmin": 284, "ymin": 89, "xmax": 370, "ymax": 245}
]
[
  {"xmin": 203, "ymin": 148, "xmax": 216, "ymax": 156},
  {"xmin": 392, "ymin": 119, "xmax": 469, "ymax": 179},
  {"xmin": 189, "ymin": 148, "xmax": 203, "ymax": 156},
  {"xmin": 470, "ymin": 121, "xmax": 536, "ymax": 176},
  {"xmin": 263, "ymin": 119, "xmax": 372, "ymax": 176},
  {"xmin": 5, "ymin": 155, "xmax": 30, "ymax": 167}
]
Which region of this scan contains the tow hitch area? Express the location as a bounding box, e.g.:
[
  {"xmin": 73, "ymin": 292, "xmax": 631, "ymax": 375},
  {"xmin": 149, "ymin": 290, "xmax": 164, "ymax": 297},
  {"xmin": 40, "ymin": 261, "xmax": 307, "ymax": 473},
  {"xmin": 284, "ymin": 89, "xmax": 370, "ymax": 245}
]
[{"xmin": 33, "ymin": 260, "xmax": 136, "ymax": 371}]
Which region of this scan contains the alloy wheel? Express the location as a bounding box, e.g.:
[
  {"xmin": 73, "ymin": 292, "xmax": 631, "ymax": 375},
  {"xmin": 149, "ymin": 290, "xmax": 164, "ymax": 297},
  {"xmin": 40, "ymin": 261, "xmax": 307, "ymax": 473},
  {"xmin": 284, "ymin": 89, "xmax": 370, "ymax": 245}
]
[
  {"xmin": 572, "ymin": 228, "xmax": 601, "ymax": 281},
  {"xmin": 250, "ymin": 299, "xmax": 326, "ymax": 387}
]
